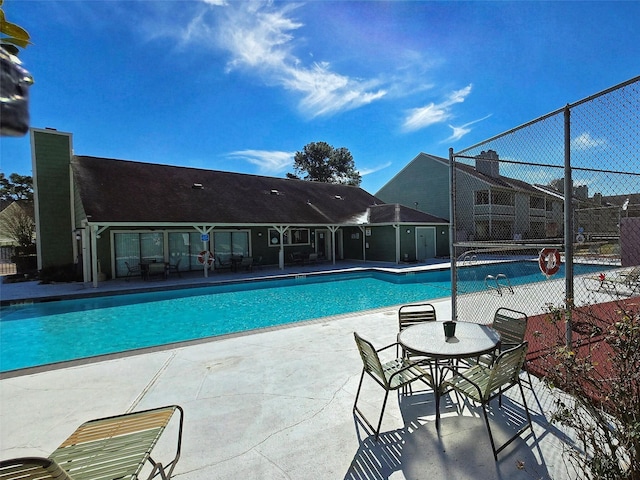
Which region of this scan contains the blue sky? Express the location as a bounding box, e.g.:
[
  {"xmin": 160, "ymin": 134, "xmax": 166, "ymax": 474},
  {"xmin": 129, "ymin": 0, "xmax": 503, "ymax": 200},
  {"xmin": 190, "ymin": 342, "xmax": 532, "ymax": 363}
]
[{"xmin": 1, "ymin": 0, "xmax": 639, "ymax": 194}]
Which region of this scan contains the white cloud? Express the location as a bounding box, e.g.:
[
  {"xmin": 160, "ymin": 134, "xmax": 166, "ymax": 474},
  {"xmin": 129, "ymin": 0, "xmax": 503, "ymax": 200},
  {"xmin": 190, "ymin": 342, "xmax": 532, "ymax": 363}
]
[
  {"xmin": 571, "ymin": 132, "xmax": 608, "ymax": 150},
  {"xmin": 358, "ymin": 161, "xmax": 392, "ymax": 176},
  {"xmin": 403, "ymin": 84, "xmax": 473, "ymax": 132},
  {"xmin": 284, "ymin": 62, "xmax": 386, "ymax": 116},
  {"xmin": 403, "ymin": 103, "xmax": 449, "ymax": 131},
  {"xmin": 443, "ymin": 113, "xmax": 492, "ymax": 143},
  {"xmin": 227, "ymin": 149, "xmax": 294, "ymax": 174},
  {"xmin": 200, "ymin": 1, "xmax": 387, "ymax": 117}
]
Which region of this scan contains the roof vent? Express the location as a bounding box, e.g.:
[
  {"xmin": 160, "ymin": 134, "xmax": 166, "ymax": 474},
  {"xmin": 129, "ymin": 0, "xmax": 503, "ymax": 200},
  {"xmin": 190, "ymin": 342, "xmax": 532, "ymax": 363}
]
[
  {"xmin": 192, "ymin": 183, "xmax": 204, "ymax": 189},
  {"xmin": 270, "ymin": 189, "xmax": 280, "ymax": 196}
]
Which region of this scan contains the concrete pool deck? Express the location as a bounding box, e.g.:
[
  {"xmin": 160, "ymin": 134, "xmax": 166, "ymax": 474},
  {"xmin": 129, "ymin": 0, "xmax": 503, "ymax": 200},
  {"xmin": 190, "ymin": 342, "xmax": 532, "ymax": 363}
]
[{"xmin": 0, "ymin": 261, "xmax": 582, "ymax": 479}]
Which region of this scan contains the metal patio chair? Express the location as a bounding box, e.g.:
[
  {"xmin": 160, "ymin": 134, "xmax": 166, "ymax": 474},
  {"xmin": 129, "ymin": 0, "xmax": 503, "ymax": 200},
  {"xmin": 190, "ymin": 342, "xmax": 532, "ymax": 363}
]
[
  {"xmin": 353, "ymin": 332, "xmax": 433, "ymax": 440},
  {"xmin": 440, "ymin": 342, "xmax": 533, "ymax": 460},
  {"xmin": 125, "ymin": 261, "xmax": 141, "ymax": 281},
  {"xmin": 398, "ymin": 303, "xmax": 437, "ymax": 330},
  {"xmin": 397, "ymin": 303, "xmax": 437, "ymax": 361},
  {"xmin": 167, "ymin": 257, "xmax": 182, "ymax": 278},
  {"xmin": 468, "ymin": 307, "xmax": 528, "ymax": 369}
]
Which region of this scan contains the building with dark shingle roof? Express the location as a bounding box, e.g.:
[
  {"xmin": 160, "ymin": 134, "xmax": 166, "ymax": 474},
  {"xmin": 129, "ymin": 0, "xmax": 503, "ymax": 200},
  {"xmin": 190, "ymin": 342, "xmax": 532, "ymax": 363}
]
[
  {"xmin": 31, "ymin": 128, "xmax": 449, "ymax": 285},
  {"xmin": 376, "ymin": 151, "xmax": 566, "ymax": 241}
]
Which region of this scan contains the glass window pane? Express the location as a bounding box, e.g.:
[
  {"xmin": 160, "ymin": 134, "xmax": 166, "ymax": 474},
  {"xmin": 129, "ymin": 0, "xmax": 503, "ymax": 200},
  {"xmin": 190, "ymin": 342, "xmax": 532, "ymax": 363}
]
[
  {"xmin": 140, "ymin": 232, "xmax": 164, "ymax": 262},
  {"xmin": 214, "ymin": 232, "xmax": 232, "ymax": 261},
  {"xmin": 168, "ymin": 232, "xmax": 190, "ymax": 271},
  {"xmin": 268, "ymin": 229, "xmax": 282, "ymax": 246},
  {"xmin": 290, "ymin": 229, "xmax": 309, "ymax": 245},
  {"xmin": 232, "ymin": 231, "xmax": 249, "ymax": 256},
  {"xmin": 114, "ymin": 233, "xmax": 140, "ymax": 278},
  {"xmin": 190, "ymin": 232, "xmax": 206, "ymax": 268}
]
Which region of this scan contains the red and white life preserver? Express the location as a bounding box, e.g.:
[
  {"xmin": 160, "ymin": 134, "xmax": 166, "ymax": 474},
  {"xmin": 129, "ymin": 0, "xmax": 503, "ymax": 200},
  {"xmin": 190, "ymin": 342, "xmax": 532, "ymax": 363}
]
[
  {"xmin": 538, "ymin": 248, "xmax": 561, "ymax": 277},
  {"xmin": 197, "ymin": 250, "xmax": 214, "ymax": 266}
]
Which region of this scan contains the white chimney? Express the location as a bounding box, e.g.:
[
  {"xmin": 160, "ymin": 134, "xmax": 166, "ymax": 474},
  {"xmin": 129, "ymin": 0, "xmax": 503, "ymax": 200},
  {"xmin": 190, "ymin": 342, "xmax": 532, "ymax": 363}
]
[{"xmin": 475, "ymin": 150, "xmax": 500, "ymax": 178}]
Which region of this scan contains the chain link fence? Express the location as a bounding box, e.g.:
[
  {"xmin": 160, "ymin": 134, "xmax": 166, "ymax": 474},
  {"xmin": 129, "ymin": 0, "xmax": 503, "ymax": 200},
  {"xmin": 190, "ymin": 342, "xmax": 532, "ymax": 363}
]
[{"xmin": 449, "ymin": 75, "xmax": 639, "ymax": 361}]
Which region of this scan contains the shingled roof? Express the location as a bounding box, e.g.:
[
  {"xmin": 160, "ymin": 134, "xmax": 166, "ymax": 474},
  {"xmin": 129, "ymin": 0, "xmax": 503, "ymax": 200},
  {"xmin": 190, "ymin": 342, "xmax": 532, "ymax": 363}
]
[
  {"xmin": 367, "ymin": 204, "xmax": 448, "ymax": 224},
  {"xmin": 72, "ymin": 156, "xmax": 385, "ymax": 225},
  {"xmin": 453, "ymin": 160, "xmax": 541, "ymax": 194}
]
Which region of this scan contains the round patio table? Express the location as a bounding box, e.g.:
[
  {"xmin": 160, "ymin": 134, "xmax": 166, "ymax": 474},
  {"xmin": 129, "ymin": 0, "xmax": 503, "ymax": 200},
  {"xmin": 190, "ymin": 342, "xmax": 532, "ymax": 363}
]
[{"xmin": 398, "ymin": 321, "xmax": 500, "ymax": 429}]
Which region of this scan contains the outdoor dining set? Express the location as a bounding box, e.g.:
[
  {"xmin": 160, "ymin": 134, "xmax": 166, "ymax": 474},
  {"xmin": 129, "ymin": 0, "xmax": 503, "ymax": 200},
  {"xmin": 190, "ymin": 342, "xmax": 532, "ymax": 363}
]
[
  {"xmin": 0, "ymin": 303, "xmax": 533, "ymax": 479},
  {"xmin": 353, "ymin": 304, "xmax": 533, "ymax": 461}
]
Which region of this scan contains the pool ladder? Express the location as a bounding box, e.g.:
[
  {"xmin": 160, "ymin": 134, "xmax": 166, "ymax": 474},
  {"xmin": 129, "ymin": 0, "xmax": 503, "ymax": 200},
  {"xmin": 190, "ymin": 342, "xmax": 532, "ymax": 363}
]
[
  {"xmin": 484, "ymin": 273, "xmax": 514, "ymax": 296},
  {"xmin": 462, "ymin": 254, "xmax": 477, "ymax": 264}
]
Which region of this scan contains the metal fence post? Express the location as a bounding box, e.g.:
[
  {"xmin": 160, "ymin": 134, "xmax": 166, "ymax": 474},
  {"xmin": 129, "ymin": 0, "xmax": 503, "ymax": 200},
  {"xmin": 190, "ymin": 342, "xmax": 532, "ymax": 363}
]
[
  {"xmin": 449, "ymin": 147, "xmax": 457, "ymax": 321},
  {"xmin": 564, "ymin": 105, "xmax": 574, "ymax": 346}
]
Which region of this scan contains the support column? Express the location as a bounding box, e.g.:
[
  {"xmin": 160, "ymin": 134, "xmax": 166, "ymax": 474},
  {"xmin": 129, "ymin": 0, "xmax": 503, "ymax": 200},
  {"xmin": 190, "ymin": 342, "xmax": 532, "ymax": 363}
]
[
  {"xmin": 359, "ymin": 226, "xmax": 367, "ymax": 262},
  {"xmin": 91, "ymin": 225, "xmax": 99, "ymax": 288},
  {"xmin": 328, "ymin": 226, "xmax": 339, "ymax": 265},
  {"xmin": 394, "ymin": 224, "xmax": 400, "ymax": 264},
  {"xmin": 194, "ymin": 226, "xmax": 214, "ymax": 277},
  {"xmin": 272, "ymin": 226, "xmax": 289, "ymax": 270}
]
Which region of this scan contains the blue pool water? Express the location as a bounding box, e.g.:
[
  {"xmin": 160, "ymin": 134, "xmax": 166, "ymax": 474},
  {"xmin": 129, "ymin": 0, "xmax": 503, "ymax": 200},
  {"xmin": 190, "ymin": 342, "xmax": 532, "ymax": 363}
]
[{"xmin": 0, "ymin": 262, "xmax": 606, "ymax": 372}]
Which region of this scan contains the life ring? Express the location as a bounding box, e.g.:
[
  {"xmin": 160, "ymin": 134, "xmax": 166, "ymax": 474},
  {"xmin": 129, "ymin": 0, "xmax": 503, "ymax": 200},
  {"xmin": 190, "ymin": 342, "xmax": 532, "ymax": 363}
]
[
  {"xmin": 197, "ymin": 250, "xmax": 214, "ymax": 266},
  {"xmin": 538, "ymin": 248, "xmax": 561, "ymax": 277}
]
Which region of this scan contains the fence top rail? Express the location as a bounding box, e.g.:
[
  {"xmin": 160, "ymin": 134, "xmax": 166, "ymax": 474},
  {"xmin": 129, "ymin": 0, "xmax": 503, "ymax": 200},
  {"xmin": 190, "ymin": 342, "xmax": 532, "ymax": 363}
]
[
  {"xmin": 454, "ymin": 242, "xmax": 564, "ymax": 250},
  {"xmin": 453, "ymin": 75, "xmax": 640, "ymax": 156}
]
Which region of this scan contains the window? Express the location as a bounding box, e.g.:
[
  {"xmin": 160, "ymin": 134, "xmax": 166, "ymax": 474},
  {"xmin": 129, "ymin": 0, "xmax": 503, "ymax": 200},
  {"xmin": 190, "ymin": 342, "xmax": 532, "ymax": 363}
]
[
  {"xmin": 530, "ymin": 196, "xmax": 544, "ymax": 209},
  {"xmin": 114, "ymin": 231, "xmax": 164, "ymax": 277},
  {"xmin": 492, "ymin": 221, "xmax": 513, "ymax": 240},
  {"xmin": 114, "ymin": 233, "xmax": 141, "ymax": 277},
  {"xmin": 168, "ymin": 232, "xmax": 191, "ymax": 268},
  {"xmin": 491, "ymin": 190, "xmax": 514, "ymax": 206},
  {"xmin": 475, "ymin": 190, "xmax": 489, "ymax": 205},
  {"xmin": 290, "ymin": 229, "xmax": 309, "ymax": 245},
  {"xmin": 475, "ymin": 221, "xmax": 489, "ymax": 240},
  {"xmin": 268, "ymin": 228, "xmax": 310, "ymax": 246},
  {"xmin": 213, "ymin": 231, "xmax": 249, "ymax": 260},
  {"xmin": 140, "ymin": 232, "xmax": 164, "ymax": 262},
  {"xmin": 530, "ymin": 222, "xmax": 545, "ymax": 238}
]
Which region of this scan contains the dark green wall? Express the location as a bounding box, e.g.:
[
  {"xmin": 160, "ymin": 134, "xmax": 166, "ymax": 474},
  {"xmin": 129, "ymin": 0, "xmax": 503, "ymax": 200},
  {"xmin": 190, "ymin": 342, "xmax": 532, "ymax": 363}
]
[
  {"xmin": 342, "ymin": 226, "xmax": 364, "ymax": 259},
  {"xmin": 32, "ymin": 130, "xmax": 74, "ymax": 269},
  {"xmin": 365, "ymin": 226, "xmax": 396, "ymax": 262},
  {"xmin": 399, "ymin": 227, "xmax": 415, "ymax": 261}
]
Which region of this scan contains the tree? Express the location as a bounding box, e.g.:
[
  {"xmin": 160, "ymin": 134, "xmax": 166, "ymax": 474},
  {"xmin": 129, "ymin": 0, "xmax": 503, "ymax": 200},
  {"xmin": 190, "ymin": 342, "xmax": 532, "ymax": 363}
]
[
  {"xmin": 0, "ymin": 200, "xmax": 34, "ymax": 247},
  {"xmin": 0, "ymin": 172, "xmax": 33, "ymax": 202},
  {"xmin": 0, "ymin": 173, "xmax": 34, "ymax": 248},
  {"xmin": 287, "ymin": 142, "xmax": 361, "ymax": 186}
]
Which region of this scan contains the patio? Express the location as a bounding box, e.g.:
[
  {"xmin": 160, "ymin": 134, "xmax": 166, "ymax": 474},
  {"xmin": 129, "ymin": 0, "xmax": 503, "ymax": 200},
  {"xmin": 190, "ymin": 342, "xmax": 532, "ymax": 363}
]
[{"xmin": 0, "ymin": 264, "xmax": 582, "ymax": 479}]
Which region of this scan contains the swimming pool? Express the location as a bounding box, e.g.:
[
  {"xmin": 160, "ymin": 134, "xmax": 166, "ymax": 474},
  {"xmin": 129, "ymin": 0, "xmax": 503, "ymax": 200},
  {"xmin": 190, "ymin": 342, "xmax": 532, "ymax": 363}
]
[{"xmin": 0, "ymin": 262, "xmax": 606, "ymax": 372}]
